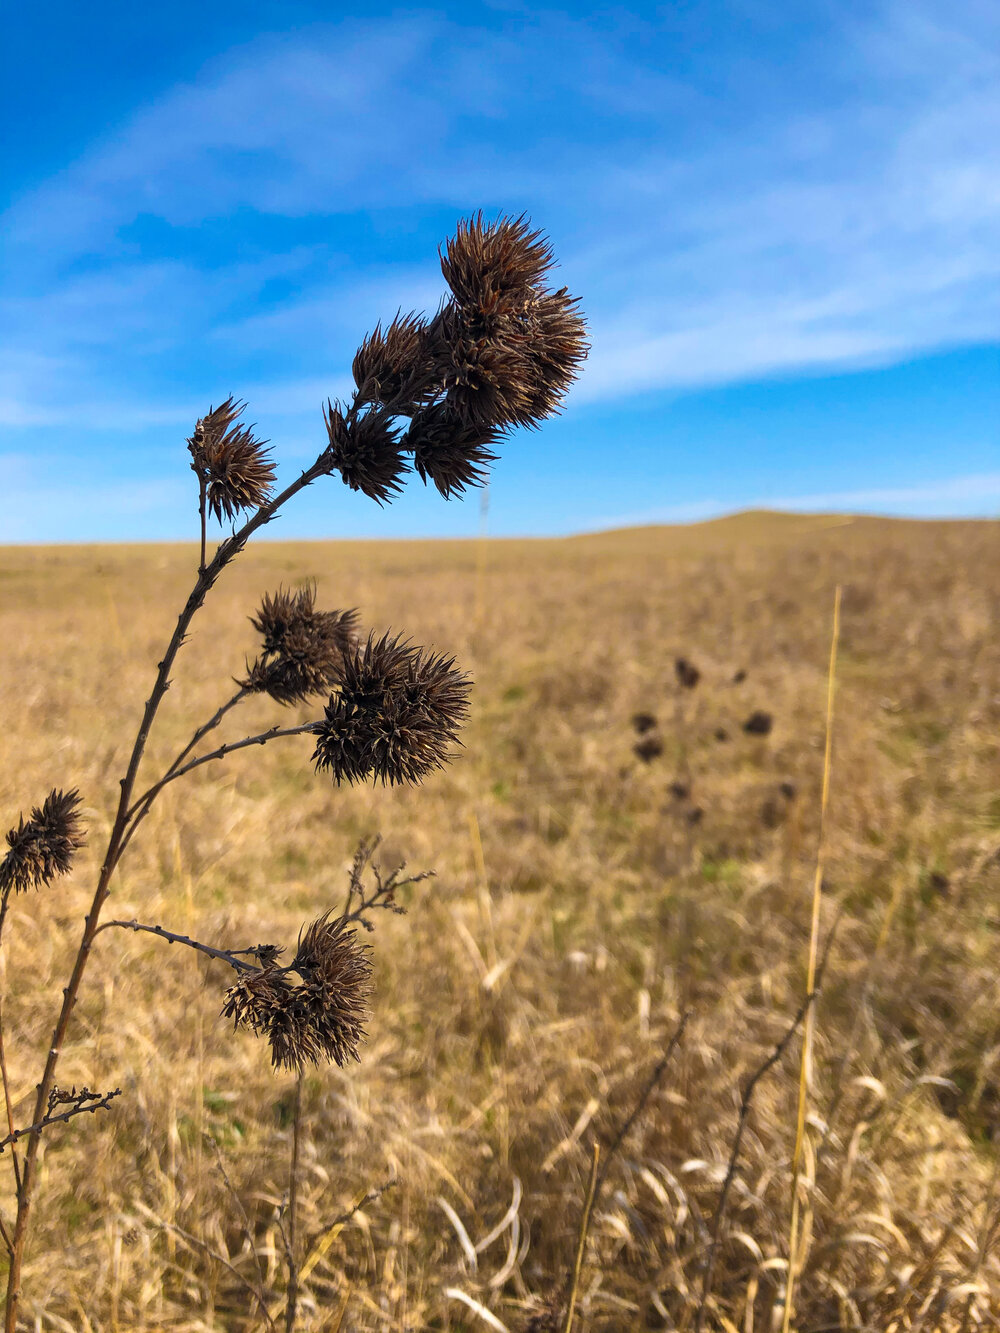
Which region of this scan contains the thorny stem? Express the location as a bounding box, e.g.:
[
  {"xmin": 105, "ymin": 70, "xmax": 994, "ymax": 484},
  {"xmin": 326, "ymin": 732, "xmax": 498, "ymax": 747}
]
[
  {"xmin": 3, "ymin": 436, "xmax": 346, "ymax": 1331},
  {"xmin": 284, "ymin": 1072, "xmax": 304, "ymax": 1333},
  {"xmin": 693, "ymin": 917, "xmax": 841, "ymax": 1333}
]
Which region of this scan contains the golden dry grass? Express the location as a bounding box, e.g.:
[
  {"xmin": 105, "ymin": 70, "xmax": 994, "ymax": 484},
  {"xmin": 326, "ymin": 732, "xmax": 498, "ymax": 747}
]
[{"xmin": 1, "ymin": 510, "xmax": 999, "ymax": 1331}]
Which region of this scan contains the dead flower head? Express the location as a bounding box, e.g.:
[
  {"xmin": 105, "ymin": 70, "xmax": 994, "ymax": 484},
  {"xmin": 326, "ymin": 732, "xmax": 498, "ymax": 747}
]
[
  {"xmin": 323, "ymin": 402, "xmax": 408, "ymax": 505},
  {"xmin": 440, "ymin": 213, "xmax": 555, "ymax": 326},
  {"xmin": 352, "ymin": 312, "xmax": 436, "ymax": 412},
  {"xmin": 311, "ymin": 632, "xmax": 471, "ymax": 786},
  {"xmin": 405, "ymin": 405, "xmax": 500, "ymax": 499},
  {"xmin": 222, "ymin": 915, "xmax": 371, "ymax": 1071},
  {"xmin": 675, "ymin": 657, "xmax": 701, "ymax": 690},
  {"xmin": 0, "ymin": 789, "xmax": 85, "ymax": 895},
  {"xmin": 243, "ymin": 585, "xmax": 358, "ymax": 704},
  {"xmin": 429, "ymin": 215, "xmax": 588, "ymax": 436},
  {"xmin": 188, "ymin": 397, "xmax": 276, "ymax": 522}
]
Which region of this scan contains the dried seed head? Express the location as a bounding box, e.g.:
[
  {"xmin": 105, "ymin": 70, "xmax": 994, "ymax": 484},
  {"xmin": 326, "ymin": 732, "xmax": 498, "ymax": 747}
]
[
  {"xmin": 675, "ymin": 657, "xmax": 701, "ymax": 690},
  {"xmin": 519, "ymin": 287, "xmax": 589, "ymax": 423},
  {"xmin": 429, "ymin": 302, "xmax": 536, "ymax": 433},
  {"xmin": 242, "ymin": 585, "xmax": 359, "ymax": 705},
  {"xmin": 221, "ymin": 919, "xmax": 371, "ymax": 1072},
  {"xmin": 311, "ymin": 633, "xmax": 471, "ymax": 786},
  {"xmin": 440, "ymin": 213, "xmax": 555, "ymax": 326},
  {"xmin": 743, "ymin": 710, "xmax": 774, "ymax": 736},
  {"xmin": 404, "ymin": 405, "xmax": 500, "ymax": 499},
  {"xmin": 633, "ymin": 737, "xmax": 663, "ymax": 763},
  {"xmin": 427, "ymin": 218, "xmax": 588, "ymax": 435},
  {"xmin": 352, "ymin": 312, "xmax": 436, "ymax": 411},
  {"xmin": 323, "ymin": 402, "xmax": 408, "ymax": 504},
  {"xmin": 221, "ymin": 966, "xmax": 293, "ymax": 1059},
  {"xmin": 0, "ymin": 789, "xmax": 85, "ymax": 895},
  {"xmin": 188, "ymin": 397, "xmax": 276, "ymax": 522}
]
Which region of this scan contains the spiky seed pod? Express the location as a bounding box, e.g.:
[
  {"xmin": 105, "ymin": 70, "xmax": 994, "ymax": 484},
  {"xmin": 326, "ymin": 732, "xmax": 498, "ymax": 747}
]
[
  {"xmin": 0, "ymin": 789, "xmax": 85, "ymax": 895},
  {"xmin": 520, "ymin": 287, "xmax": 589, "ymax": 423},
  {"xmin": 311, "ymin": 633, "xmax": 471, "ymax": 786},
  {"xmin": 188, "ymin": 397, "xmax": 276, "ymax": 522},
  {"xmin": 323, "ymin": 402, "xmax": 409, "ymax": 504},
  {"xmin": 404, "ymin": 405, "xmax": 500, "ymax": 498},
  {"xmin": 289, "ymin": 912, "xmax": 372, "ymax": 1063},
  {"xmin": 352, "ymin": 312, "xmax": 437, "ymax": 411},
  {"xmin": 440, "ymin": 213, "xmax": 555, "ymax": 329},
  {"xmin": 221, "ymin": 920, "xmax": 371, "ymax": 1071},
  {"xmin": 429, "ymin": 302, "xmax": 537, "ymax": 432},
  {"xmin": 242, "ymin": 585, "xmax": 359, "ymax": 704},
  {"xmin": 221, "ymin": 965, "xmax": 292, "ymax": 1033}
]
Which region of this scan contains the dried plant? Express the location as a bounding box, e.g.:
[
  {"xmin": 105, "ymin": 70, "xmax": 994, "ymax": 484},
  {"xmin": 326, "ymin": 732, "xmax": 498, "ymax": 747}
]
[{"xmin": 0, "ymin": 214, "xmax": 586, "ymax": 1330}]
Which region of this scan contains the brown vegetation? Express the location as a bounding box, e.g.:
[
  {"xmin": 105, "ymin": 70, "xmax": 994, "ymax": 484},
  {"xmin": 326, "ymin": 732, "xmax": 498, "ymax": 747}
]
[{"xmin": 0, "ymin": 510, "xmax": 998, "ymax": 1329}]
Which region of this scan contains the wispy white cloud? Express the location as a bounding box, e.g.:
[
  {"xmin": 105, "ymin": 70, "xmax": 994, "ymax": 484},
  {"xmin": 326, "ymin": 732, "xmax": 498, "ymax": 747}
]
[{"xmin": 0, "ymin": 0, "xmax": 996, "ymax": 461}]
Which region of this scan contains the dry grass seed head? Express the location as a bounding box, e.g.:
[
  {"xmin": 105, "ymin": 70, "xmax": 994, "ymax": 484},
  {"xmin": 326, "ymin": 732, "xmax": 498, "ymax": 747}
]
[{"xmin": 0, "ymin": 788, "xmax": 85, "ymax": 894}]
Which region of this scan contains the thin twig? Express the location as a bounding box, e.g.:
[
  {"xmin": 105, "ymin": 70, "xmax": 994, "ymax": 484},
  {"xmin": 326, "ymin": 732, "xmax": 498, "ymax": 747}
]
[
  {"xmin": 338, "ymin": 836, "xmax": 434, "ymax": 932},
  {"xmin": 592, "ymin": 1013, "xmax": 689, "ymax": 1208},
  {"xmin": 159, "ymin": 1217, "xmax": 277, "ymax": 1331},
  {"xmin": 119, "ymin": 686, "xmax": 251, "ymax": 857},
  {"xmin": 210, "ymin": 1139, "xmax": 278, "ymax": 1333},
  {"xmin": 562, "ymin": 1142, "xmax": 600, "ymax": 1333},
  {"xmin": 95, "ymin": 919, "xmax": 258, "ymax": 972},
  {"xmin": 693, "ymin": 917, "xmax": 841, "ymax": 1333},
  {"xmin": 782, "ymin": 584, "xmax": 841, "ymax": 1333},
  {"xmin": 126, "ymin": 722, "xmax": 316, "ymax": 822},
  {"xmin": 285, "ymin": 1071, "xmax": 304, "ymax": 1333},
  {"xmin": 300, "ymin": 1180, "xmax": 398, "ymax": 1271},
  {"xmin": 0, "ymin": 1088, "xmax": 121, "ymax": 1152}
]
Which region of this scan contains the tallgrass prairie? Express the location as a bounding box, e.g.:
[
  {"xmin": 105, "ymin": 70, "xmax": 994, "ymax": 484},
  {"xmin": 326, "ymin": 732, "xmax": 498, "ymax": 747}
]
[{"xmin": 1, "ymin": 510, "xmax": 998, "ymax": 1330}]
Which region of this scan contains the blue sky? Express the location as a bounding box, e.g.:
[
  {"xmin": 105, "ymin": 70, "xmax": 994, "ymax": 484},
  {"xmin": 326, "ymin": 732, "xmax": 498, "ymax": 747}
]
[{"xmin": 2, "ymin": 0, "xmax": 997, "ymax": 542}]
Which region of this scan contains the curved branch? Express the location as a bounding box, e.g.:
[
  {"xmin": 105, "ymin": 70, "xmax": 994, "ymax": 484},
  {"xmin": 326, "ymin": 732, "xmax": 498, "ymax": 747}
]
[
  {"xmin": 118, "ymin": 686, "xmax": 252, "ymax": 857},
  {"xmin": 116, "ymin": 722, "xmax": 315, "ymax": 865},
  {"xmin": 95, "ymin": 919, "xmax": 259, "ymax": 973}
]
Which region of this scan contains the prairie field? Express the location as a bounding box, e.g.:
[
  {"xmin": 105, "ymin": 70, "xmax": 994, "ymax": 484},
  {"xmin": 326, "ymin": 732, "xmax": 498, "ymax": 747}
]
[{"xmin": 1, "ymin": 510, "xmax": 1000, "ymax": 1332}]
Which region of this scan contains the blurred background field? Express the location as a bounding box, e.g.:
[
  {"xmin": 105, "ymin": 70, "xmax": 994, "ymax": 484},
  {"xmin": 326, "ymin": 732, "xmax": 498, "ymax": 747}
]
[{"xmin": 0, "ymin": 511, "xmax": 999, "ymax": 1330}]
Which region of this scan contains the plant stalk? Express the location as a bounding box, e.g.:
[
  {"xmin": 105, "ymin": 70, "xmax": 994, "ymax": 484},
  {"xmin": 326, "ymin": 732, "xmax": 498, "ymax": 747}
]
[{"xmin": 3, "ymin": 448, "xmax": 336, "ymax": 1330}]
